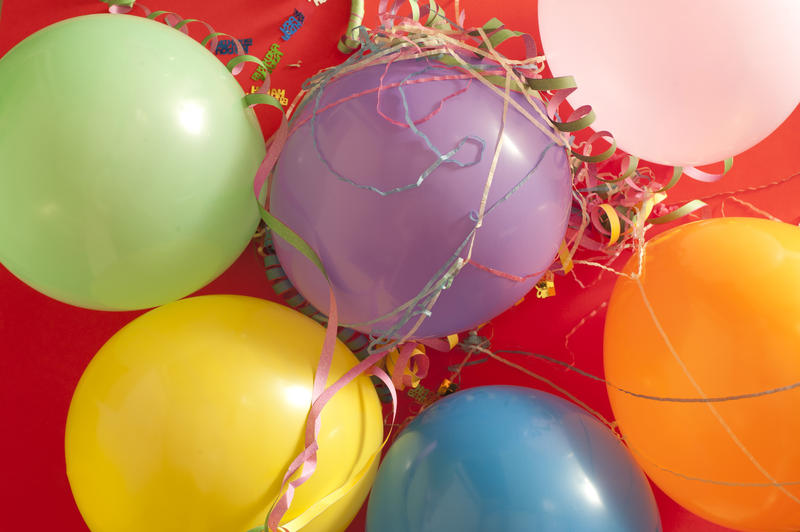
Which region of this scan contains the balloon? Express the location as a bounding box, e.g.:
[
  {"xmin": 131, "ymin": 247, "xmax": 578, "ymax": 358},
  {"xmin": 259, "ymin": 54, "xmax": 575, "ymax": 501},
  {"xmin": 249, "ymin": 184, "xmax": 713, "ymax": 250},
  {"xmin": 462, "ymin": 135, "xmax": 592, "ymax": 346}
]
[
  {"xmin": 0, "ymin": 15, "xmax": 265, "ymax": 310},
  {"xmin": 538, "ymin": 1, "xmax": 800, "ymax": 166},
  {"xmin": 270, "ymin": 58, "xmax": 572, "ymax": 339},
  {"xmin": 604, "ymin": 218, "xmax": 800, "ymax": 531},
  {"xmin": 65, "ymin": 295, "xmax": 382, "ymax": 532},
  {"xmin": 366, "ymin": 386, "xmax": 661, "ymax": 532}
]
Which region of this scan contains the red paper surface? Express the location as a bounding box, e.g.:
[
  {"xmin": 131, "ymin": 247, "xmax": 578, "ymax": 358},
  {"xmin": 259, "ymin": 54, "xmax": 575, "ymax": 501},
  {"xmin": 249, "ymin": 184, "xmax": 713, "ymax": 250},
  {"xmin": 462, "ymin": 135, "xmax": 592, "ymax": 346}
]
[{"xmin": 1, "ymin": 1, "xmax": 799, "ymax": 531}]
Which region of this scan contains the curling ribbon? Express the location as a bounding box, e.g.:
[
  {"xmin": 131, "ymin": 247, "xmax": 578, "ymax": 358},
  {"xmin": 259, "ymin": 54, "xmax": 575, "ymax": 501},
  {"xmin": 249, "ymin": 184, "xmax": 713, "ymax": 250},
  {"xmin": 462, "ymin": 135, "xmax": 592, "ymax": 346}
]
[
  {"xmin": 684, "ymin": 157, "xmax": 734, "ymax": 183},
  {"xmin": 245, "ymin": 364, "xmax": 397, "ymax": 532},
  {"xmin": 589, "ymin": 192, "xmax": 666, "ymax": 248},
  {"xmin": 557, "ymin": 240, "xmax": 574, "ymax": 274},
  {"xmin": 655, "ymin": 158, "xmax": 733, "ymax": 193},
  {"xmin": 650, "ymin": 199, "xmax": 708, "ymax": 224},
  {"xmin": 385, "ymin": 334, "xmax": 459, "ymax": 390},
  {"xmin": 101, "ymin": 0, "xmax": 140, "ymax": 14},
  {"xmin": 339, "ymin": 0, "xmax": 365, "ymax": 53},
  {"xmin": 386, "ymin": 344, "xmax": 428, "ymax": 389},
  {"xmin": 263, "ymin": 343, "xmax": 396, "ymax": 532},
  {"xmin": 639, "ymin": 191, "xmax": 668, "ymax": 221},
  {"xmin": 595, "ymin": 203, "xmax": 621, "ymax": 246}
]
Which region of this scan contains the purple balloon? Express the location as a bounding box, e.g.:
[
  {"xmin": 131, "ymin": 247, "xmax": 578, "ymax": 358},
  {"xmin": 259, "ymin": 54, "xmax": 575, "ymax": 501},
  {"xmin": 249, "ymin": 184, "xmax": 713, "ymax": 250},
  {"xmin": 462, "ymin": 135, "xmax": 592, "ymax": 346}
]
[{"xmin": 270, "ymin": 57, "xmax": 571, "ymax": 339}]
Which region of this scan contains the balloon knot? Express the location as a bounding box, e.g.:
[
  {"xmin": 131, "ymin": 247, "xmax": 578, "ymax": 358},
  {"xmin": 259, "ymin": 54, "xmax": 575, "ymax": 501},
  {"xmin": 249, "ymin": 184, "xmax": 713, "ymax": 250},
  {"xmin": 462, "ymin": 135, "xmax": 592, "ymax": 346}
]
[{"xmin": 458, "ymin": 330, "xmax": 491, "ymax": 354}]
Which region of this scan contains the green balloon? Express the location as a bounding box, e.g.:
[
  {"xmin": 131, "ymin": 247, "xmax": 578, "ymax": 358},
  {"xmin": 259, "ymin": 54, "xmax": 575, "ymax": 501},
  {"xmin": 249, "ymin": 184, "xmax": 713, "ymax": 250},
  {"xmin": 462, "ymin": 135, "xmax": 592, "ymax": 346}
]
[{"xmin": 0, "ymin": 14, "xmax": 265, "ymax": 310}]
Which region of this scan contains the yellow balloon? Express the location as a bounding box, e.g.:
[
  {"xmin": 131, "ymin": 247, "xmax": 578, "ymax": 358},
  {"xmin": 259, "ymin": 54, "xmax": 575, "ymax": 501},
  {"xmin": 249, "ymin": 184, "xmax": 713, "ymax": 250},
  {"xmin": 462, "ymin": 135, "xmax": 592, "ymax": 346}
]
[{"xmin": 65, "ymin": 295, "xmax": 383, "ymax": 532}]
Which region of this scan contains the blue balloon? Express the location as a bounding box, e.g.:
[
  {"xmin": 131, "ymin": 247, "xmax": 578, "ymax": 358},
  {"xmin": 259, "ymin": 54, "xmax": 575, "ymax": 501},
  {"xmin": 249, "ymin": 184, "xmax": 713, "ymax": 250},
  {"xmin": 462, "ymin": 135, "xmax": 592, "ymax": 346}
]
[{"xmin": 366, "ymin": 386, "xmax": 661, "ymax": 532}]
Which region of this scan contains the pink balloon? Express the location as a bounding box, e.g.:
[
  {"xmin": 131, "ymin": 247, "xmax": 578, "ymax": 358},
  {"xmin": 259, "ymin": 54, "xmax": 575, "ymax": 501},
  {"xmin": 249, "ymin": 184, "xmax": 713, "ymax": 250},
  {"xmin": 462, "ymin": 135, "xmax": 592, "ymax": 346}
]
[{"xmin": 538, "ymin": 0, "xmax": 800, "ymax": 166}]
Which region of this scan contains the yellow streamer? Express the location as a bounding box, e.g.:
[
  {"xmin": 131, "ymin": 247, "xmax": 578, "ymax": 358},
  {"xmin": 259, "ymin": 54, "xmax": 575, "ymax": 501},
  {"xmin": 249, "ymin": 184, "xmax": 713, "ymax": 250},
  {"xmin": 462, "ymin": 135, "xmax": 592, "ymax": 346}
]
[{"xmin": 598, "ymin": 203, "xmax": 621, "ymax": 246}]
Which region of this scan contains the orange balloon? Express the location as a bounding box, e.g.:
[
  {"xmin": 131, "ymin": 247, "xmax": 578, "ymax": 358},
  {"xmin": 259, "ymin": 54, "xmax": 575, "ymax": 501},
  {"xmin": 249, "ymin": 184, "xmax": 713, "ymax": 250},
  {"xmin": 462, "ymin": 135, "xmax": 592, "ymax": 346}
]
[{"xmin": 604, "ymin": 218, "xmax": 800, "ymax": 532}]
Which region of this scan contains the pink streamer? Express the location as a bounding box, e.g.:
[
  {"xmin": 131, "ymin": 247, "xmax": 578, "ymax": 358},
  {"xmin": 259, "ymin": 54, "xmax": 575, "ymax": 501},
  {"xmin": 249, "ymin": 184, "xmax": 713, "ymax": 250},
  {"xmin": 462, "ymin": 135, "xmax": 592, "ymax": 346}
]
[
  {"xmin": 466, "ymin": 258, "xmax": 549, "ymax": 283},
  {"xmin": 253, "ymin": 111, "xmax": 289, "ymax": 199},
  {"xmin": 267, "ymin": 285, "xmax": 338, "ymax": 530},
  {"xmin": 107, "ymin": 2, "xmax": 150, "ymax": 15},
  {"xmin": 375, "ymin": 57, "xmax": 475, "ymax": 129},
  {"xmin": 683, "ymin": 165, "xmax": 727, "ymax": 183},
  {"xmin": 266, "ymin": 341, "xmax": 398, "ymax": 530},
  {"xmin": 287, "ymin": 73, "xmax": 474, "ymax": 135}
]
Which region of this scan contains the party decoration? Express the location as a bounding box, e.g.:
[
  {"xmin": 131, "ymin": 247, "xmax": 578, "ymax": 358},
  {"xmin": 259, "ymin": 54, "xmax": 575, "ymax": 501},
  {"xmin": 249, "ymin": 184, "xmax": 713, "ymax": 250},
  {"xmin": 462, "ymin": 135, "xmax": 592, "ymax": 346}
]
[
  {"xmin": 254, "ymin": 43, "xmax": 285, "ymax": 80},
  {"xmin": 0, "ymin": 14, "xmax": 265, "ymax": 310},
  {"xmin": 269, "ymin": 88, "xmax": 290, "ymax": 106},
  {"xmin": 538, "ymin": 0, "xmax": 800, "ymax": 166},
  {"xmin": 366, "ymin": 385, "xmax": 661, "ymax": 531},
  {"xmin": 280, "ymin": 9, "xmax": 305, "ymax": 41},
  {"xmin": 216, "ymin": 37, "xmax": 253, "ymax": 55},
  {"xmin": 270, "ymin": 57, "xmax": 572, "ymax": 339},
  {"xmin": 65, "ymin": 295, "xmax": 382, "ymax": 532},
  {"xmin": 604, "ymin": 218, "xmax": 800, "ymax": 531}
]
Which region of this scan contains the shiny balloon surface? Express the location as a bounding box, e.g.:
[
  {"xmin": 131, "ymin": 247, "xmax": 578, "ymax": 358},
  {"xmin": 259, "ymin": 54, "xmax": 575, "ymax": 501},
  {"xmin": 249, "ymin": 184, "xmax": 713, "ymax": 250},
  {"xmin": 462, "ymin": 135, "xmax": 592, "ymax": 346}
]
[{"xmin": 367, "ymin": 386, "xmax": 661, "ymax": 531}]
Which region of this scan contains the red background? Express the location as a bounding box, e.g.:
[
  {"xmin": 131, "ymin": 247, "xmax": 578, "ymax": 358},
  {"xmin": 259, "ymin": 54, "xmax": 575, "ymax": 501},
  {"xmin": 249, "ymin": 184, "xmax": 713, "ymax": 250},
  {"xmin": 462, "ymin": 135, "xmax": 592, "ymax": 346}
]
[{"xmin": 1, "ymin": 1, "xmax": 799, "ymax": 530}]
